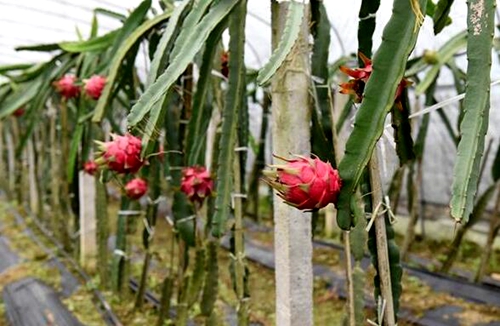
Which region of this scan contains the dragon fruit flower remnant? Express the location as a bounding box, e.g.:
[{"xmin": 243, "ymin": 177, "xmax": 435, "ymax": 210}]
[
  {"xmin": 263, "ymin": 155, "xmax": 342, "ymax": 211},
  {"xmin": 95, "ymin": 134, "xmax": 144, "ymax": 174},
  {"xmin": 339, "ymin": 52, "xmax": 372, "ymax": 103},
  {"xmin": 84, "ymin": 75, "xmax": 106, "ymax": 100},
  {"xmin": 125, "ymin": 178, "xmax": 148, "ymax": 200},
  {"xmin": 180, "ymin": 166, "xmax": 214, "ymax": 205},
  {"xmin": 53, "ymin": 74, "xmax": 81, "ymax": 99},
  {"xmin": 339, "ymin": 52, "xmax": 410, "ymax": 108}
]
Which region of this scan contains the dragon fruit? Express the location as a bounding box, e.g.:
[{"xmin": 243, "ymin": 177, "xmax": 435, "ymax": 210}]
[
  {"xmin": 84, "ymin": 75, "xmax": 106, "ymax": 100},
  {"xmin": 95, "ymin": 134, "xmax": 144, "ymax": 174},
  {"xmin": 53, "ymin": 75, "xmax": 80, "ymax": 99},
  {"xmin": 13, "ymin": 108, "xmax": 25, "ymax": 117},
  {"xmin": 220, "ymin": 50, "xmax": 229, "ymax": 78},
  {"xmin": 83, "ymin": 161, "xmax": 98, "ymax": 175},
  {"xmin": 263, "ymin": 155, "xmax": 342, "ymax": 210},
  {"xmin": 180, "ymin": 166, "xmax": 214, "ymax": 205},
  {"xmin": 125, "ymin": 178, "xmax": 148, "ymax": 200}
]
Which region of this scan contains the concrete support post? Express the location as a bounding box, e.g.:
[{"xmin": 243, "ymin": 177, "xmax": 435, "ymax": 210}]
[
  {"xmin": 5, "ymin": 130, "xmax": 15, "ymax": 196},
  {"xmin": 27, "ymin": 140, "xmax": 39, "ymax": 214},
  {"xmin": 79, "ymin": 171, "xmax": 97, "ymax": 271},
  {"xmin": 271, "ymin": 2, "xmax": 313, "ymax": 325}
]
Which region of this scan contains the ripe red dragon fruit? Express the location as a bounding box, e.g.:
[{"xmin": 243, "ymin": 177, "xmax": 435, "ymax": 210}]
[
  {"xmin": 95, "ymin": 134, "xmax": 144, "ymax": 174},
  {"xmin": 125, "ymin": 178, "xmax": 148, "ymax": 200},
  {"xmin": 53, "ymin": 74, "xmax": 80, "ymax": 99},
  {"xmin": 84, "ymin": 75, "xmax": 106, "ymax": 100},
  {"xmin": 220, "ymin": 50, "xmax": 229, "ymax": 78},
  {"xmin": 263, "ymin": 155, "xmax": 342, "ymax": 210},
  {"xmin": 180, "ymin": 166, "xmax": 214, "ymax": 205},
  {"xmin": 83, "ymin": 161, "xmax": 98, "ymax": 175},
  {"xmin": 13, "ymin": 107, "xmax": 25, "ymax": 117}
]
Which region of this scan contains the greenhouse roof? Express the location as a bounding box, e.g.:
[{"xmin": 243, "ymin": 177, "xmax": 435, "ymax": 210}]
[{"xmin": 0, "ymin": 1, "xmax": 474, "ymax": 64}]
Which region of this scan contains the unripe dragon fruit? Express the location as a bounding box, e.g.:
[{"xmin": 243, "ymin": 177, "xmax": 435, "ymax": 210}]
[
  {"xmin": 53, "ymin": 74, "xmax": 80, "ymax": 99},
  {"xmin": 180, "ymin": 166, "xmax": 214, "ymax": 205},
  {"xmin": 83, "ymin": 160, "xmax": 98, "ymax": 175},
  {"xmin": 125, "ymin": 178, "xmax": 148, "ymax": 200},
  {"xmin": 84, "ymin": 75, "xmax": 106, "ymax": 100},
  {"xmin": 263, "ymin": 155, "xmax": 342, "ymax": 210},
  {"xmin": 95, "ymin": 134, "xmax": 144, "ymax": 174}
]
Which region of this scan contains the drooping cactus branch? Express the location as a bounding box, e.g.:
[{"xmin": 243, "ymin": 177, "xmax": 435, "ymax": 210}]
[
  {"xmin": 450, "ymin": 0, "xmax": 495, "ymax": 224},
  {"xmin": 336, "ymin": 0, "xmax": 427, "ymax": 230}
]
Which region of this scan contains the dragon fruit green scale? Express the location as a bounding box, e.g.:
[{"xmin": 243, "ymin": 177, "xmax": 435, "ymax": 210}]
[{"xmin": 263, "ymin": 155, "xmax": 342, "ymax": 210}]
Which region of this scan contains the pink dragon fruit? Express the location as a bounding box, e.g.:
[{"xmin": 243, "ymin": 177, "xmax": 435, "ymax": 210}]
[
  {"xmin": 83, "ymin": 161, "xmax": 98, "ymax": 175},
  {"xmin": 95, "ymin": 134, "xmax": 144, "ymax": 174},
  {"xmin": 263, "ymin": 155, "xmax": 342, "ymax": 210},
  {"xmin": 53, "ymin": 74, "xmax": 80, "ymax": 99},
  {"xmin": 180, "ymin": 166, "xmax": 214, "ymax": 205},
  {"xmin": 125, "ymin": 178, "xmax": 148, "ymax": 200},
  {"xmin": 84, "ymin": 75, "xmax": 106, "ymax": 100}
]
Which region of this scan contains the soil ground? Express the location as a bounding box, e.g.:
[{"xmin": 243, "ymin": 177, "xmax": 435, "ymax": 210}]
[{"xmin": 1, "ymin": 198, "xmax": 500, "ymax": 325}]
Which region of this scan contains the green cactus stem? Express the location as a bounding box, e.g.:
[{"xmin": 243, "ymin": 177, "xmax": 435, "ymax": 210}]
[
  {"xmin": 200, "ymin": 240, "xmax": 219, "ymax": 318},
  {"xmin": 233, "ymin": 138, "xmax": 249, "ymax": 325}
]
